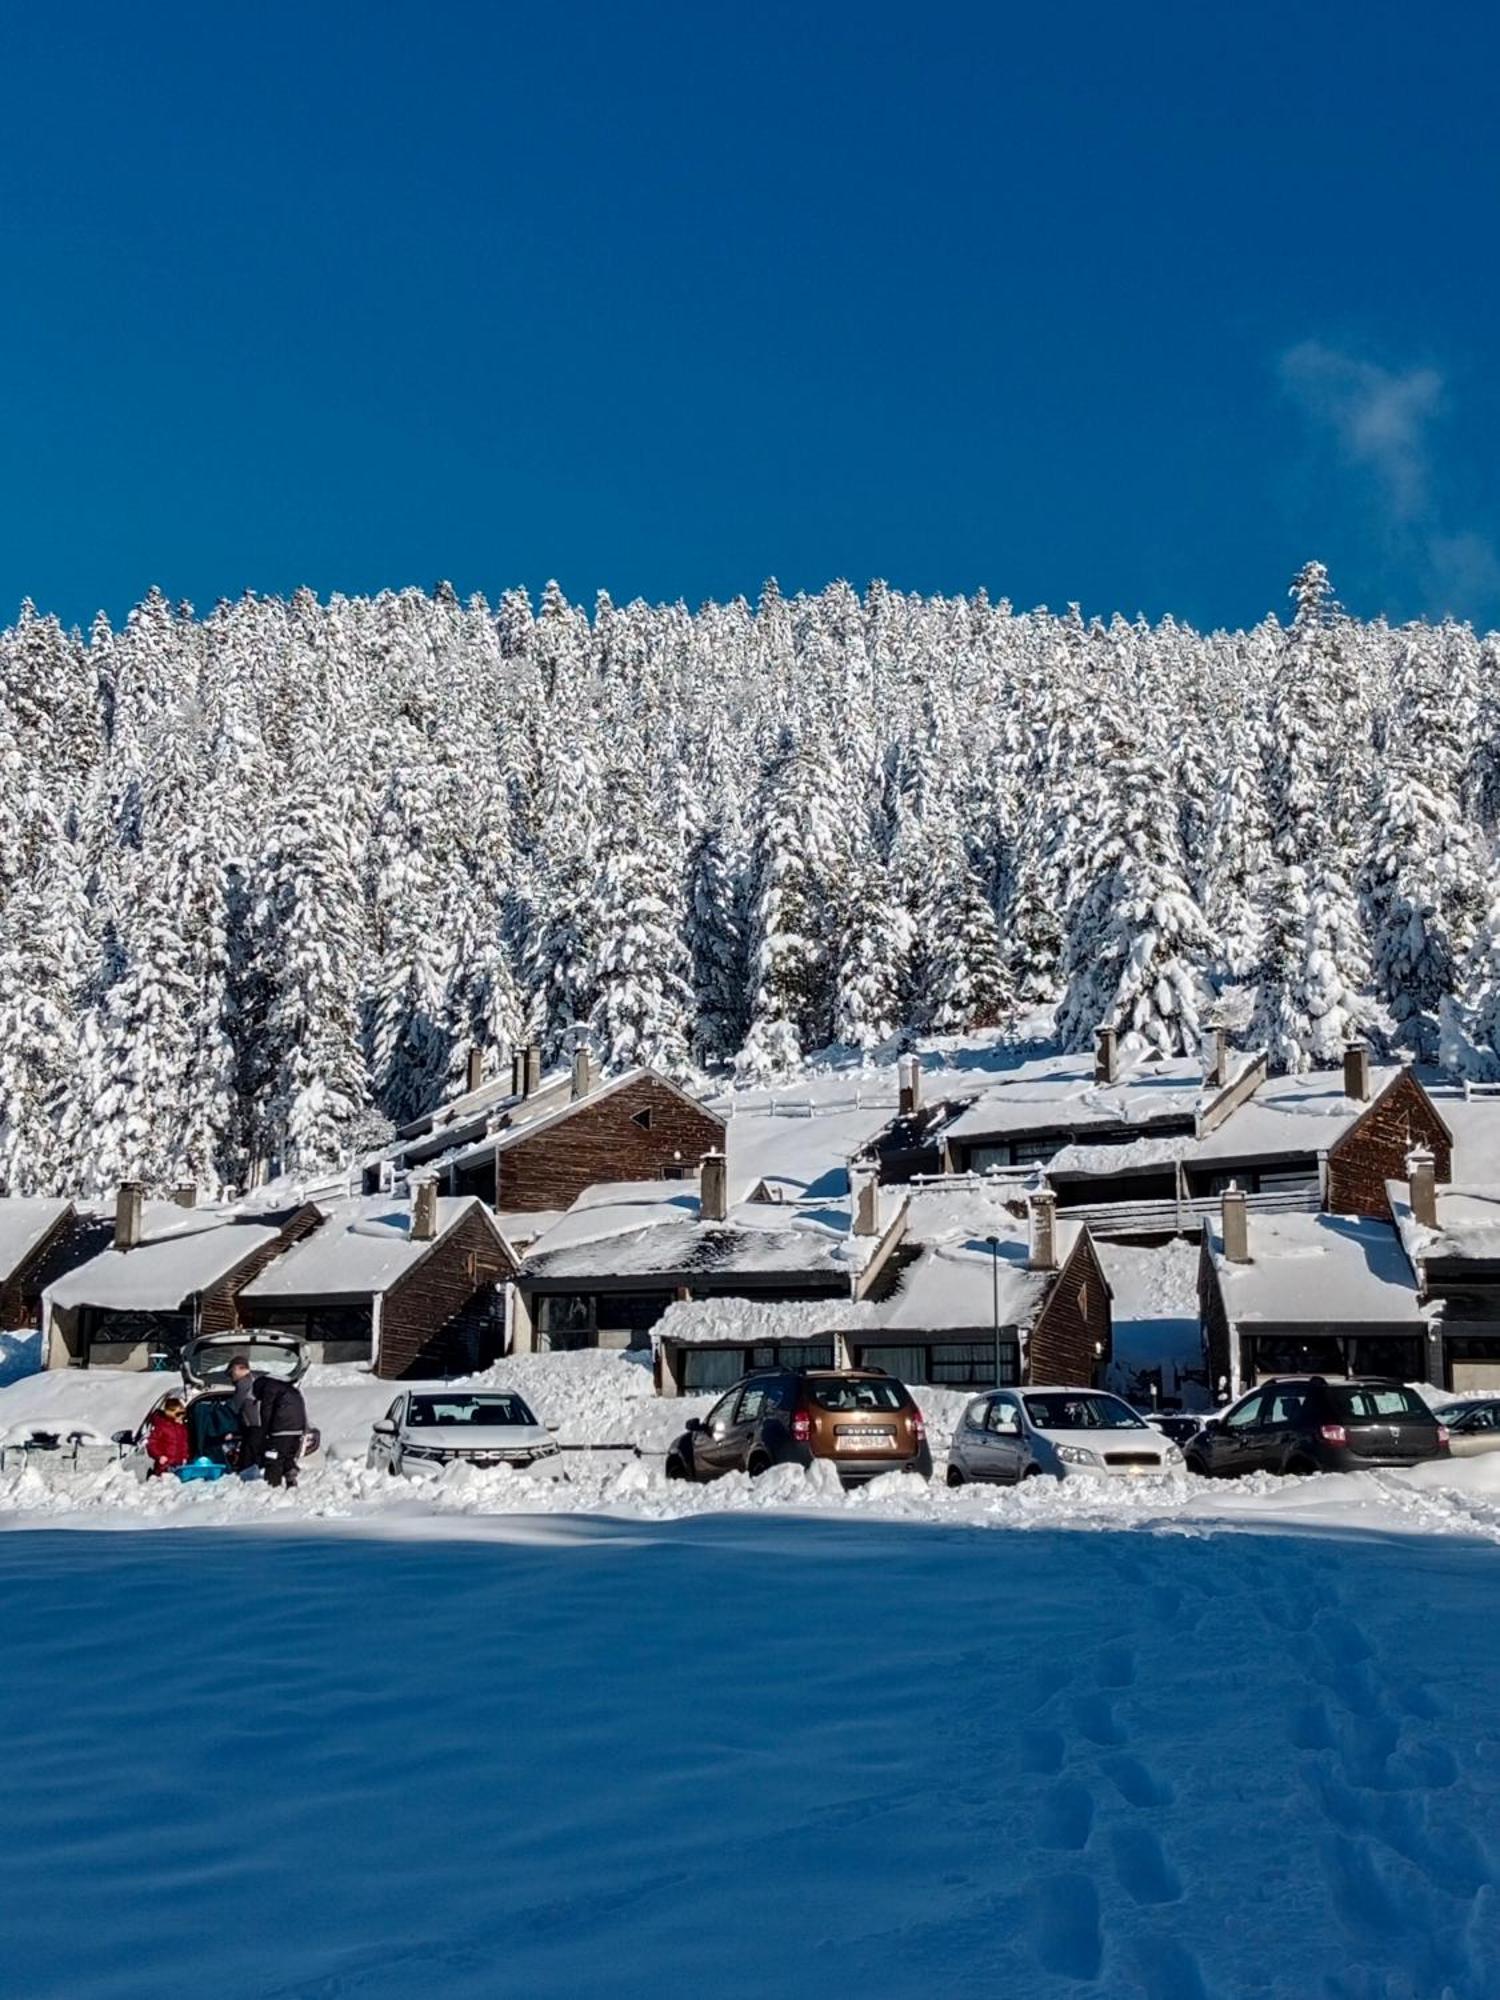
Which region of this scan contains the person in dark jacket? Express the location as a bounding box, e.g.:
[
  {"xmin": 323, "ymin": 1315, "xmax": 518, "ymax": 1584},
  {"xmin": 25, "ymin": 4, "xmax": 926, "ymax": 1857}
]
[
  {"xmin": 228, "ymin": 1358, "xmax": 263, "ymax": 1476},
  {"xmin": 257, "ymin": 1374, "xmax": 309, "ymax": 1489}
]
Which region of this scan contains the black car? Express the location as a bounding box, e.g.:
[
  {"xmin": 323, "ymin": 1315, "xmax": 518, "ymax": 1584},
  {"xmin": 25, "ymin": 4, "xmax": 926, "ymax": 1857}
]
[
  {"xmin": 1139, "ymin": 1411, "xmax": 1204, "ymax": 1448},
  {"xmin": 1185, "ymin": 1376, "xmax": 1449, "ymax": 1478}
]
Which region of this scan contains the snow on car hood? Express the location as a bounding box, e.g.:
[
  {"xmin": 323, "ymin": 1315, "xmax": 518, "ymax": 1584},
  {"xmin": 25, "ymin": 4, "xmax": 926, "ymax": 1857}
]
[{"xmin": 404, "ymin": 1423, "xmax": 551, "ymax": 1452}]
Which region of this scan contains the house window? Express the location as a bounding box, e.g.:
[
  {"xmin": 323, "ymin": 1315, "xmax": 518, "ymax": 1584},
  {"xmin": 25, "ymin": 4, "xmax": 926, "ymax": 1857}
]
[
  {"xmin": 681, "ymin": 1347, "xmax": 748, "ymax": 1390},
  {"xmin": 632, "ymin": 1107, "xmax": 654, "ymax": 1131},
  {"xmin": 660, "ymin": 1164, "xmax": 691, "ymax": 1180},
  {"xmin": 538, "ymin": 1294, "xmax": 595, "ymax": 1351},
  {"xmin": 1010, "ymin": 1139, "xmax": 1058, "ymax": 1166}
]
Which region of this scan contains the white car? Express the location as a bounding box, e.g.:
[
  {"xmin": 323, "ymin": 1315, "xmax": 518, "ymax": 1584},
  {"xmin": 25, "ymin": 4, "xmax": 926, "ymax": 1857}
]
[
  {"xmin": 945, "ymin": 1386, "xmax": 1183, "ymax": 1486},
  {"xmin": 1432, "ymin": 1399, "xmax": 1500, "ymax": 1458},
  {"xmin": 367, "ymin": 1390, "xmax": 561, "ymax": 1477}
]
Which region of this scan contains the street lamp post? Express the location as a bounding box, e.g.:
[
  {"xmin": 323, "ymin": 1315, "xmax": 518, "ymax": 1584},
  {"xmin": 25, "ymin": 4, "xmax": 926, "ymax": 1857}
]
[{"xmin": 985, "ymin": 1234, "xmax": 1002, "ymax": 1387}]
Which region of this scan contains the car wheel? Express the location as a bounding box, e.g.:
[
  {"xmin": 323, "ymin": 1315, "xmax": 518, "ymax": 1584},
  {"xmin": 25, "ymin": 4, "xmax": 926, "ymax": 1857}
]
[
  {"xmin": 1286, "ymin": 1455, "xmax": 1318, "ymax": 1477},
  {"xmin": 664, "ymin": 1454, "xmax": 691, "ymax": 1482},
  {"xmin": 945, "ymin": 1463, "xmax": 965, "ymax": 1488},
  {"xmin": 1022, "ymin": 1464, "xmax": 1042, "ymax": 1480},
  {"xmin": 1185, "ymin": 1455, "xmax": 1210, "ymax": 1478},
  {"xmin": 746, "ymin": 1451, "xmax": 772, "ymax": 1478}
]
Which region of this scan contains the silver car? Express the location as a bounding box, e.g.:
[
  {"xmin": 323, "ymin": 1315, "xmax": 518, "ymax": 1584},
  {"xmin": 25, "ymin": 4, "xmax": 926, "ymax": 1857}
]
[
  {"xmin": 367, "ymin": 1389, "xmax": 561, "ymax": 1477},
  {"xmin": 945, "ymin": 1386, "xmax": 1183, "ymax": 1486}
]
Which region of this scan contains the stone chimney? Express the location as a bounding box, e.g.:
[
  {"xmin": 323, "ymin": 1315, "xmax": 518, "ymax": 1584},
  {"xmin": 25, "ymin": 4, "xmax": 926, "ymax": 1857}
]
[
  {"xmin": 114, "ymin": 1181, "xmax": 144, "ymax": 1252},
  {"xmin": 572, "ymin": 1045, "xmax": 594, "ymax": 1102},
  {"xmin": 1206, "ymin": 1025, "xmax": 1230, "ymax": 1090},
  {"xmin": 699, "ymin": 1151, "xmax": 728, "ymax": 1224},
  {"xmin": 1407, "ymin": 1147, "xmax": 1438, "ymax": 1230},
  {"xmin": 1343, "ymin": 1040, "xmax": 1372, "ymax": 1103},
  {"xmin": 1027, "ymin": 1188, "xmax": 1058, "ymax": 1272},
  {"xmin": 898, "ymin": 1055, "xmax": 921, "ymax": 1120},
  {"xmin": 510, "ymin": 1049, "xmax": 525, "ymax": 1098},
  {"xmin": 1095, "ymin": 1025, "xmax": 1119, "ymax": 1086},
  {"xmin": 1221, "ymin": 1181, "xmax": 1249, "ymax": 1264},
  {"xmin": 411, "ymin": 1178, "xmax": 439, "ymax": 1243},
  {"xmin": 853, "ymin": 1172, "xmax": 881, "ymax": 1238},
  {"xmin": 523, "ymin": 1043, "xmax": 543, "ymax": 1097},
  {"xmin": 466, "ymin": 1046, "xmax": 484, "ymax": 1096},
  {"xmin": 172, "ymin": 1181, "xmax": 198, "ymax": 1210}
]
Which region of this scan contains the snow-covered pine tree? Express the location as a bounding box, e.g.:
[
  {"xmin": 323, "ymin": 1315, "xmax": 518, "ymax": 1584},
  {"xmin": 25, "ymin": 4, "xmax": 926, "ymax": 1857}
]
[
  {"xmin": 586, "ymin": 783, "xmax": 694, "ymax": 1075},
  {"xmin": 925, "ymin": 852, "xmax": 1014, "ymax": 1035},
  {"xmin": 831, "ymin": 855, "xmax": 908, "ymax": 1051}
]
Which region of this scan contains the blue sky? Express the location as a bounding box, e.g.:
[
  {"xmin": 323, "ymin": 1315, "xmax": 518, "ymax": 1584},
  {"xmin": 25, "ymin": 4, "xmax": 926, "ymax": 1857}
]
[{"xmin": 1, "ymin": 0, "xmax": 1497, "ymax": 633}]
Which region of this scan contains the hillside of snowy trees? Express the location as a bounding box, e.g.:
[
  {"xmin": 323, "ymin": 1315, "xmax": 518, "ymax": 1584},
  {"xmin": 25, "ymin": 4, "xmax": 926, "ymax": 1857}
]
[{"xmin": 0, "ymin": 560, "xmax": 1498, "ymax": 1196}]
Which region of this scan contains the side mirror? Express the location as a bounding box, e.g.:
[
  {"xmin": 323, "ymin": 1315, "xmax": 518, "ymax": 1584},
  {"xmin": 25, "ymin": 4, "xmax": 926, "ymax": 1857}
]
[
  {"xmin": 1199, "ymin": 1418, "xmax": 1219, "ymax": 1435},
  {"xmin": 683, "ymin": 1417, "xmax": 702, "ymax": 1434},
  {"xmin": 372, "ymin": 1420, "xmax": 397, "ymax": 1437},
  {"xmin": 111, "ymin": 1429, "xmax": 135, "ymax": 1446}
]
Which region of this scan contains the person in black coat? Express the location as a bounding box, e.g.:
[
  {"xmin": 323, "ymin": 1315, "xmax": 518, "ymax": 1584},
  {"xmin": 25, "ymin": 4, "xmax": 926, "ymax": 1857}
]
[{"xmin": 257, "ymin": 1375, "xmax": 309, "ymax": 1489}]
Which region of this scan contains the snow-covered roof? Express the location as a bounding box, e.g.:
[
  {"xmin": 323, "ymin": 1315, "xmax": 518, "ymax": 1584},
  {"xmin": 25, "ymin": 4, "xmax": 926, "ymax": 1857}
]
[
  {"xmin": 519, "ymin": 1178, "xmax": 903, "ymax": 1287},
  {"xmin": 1388, "ymin": 1182, "xmax": 1500, "ymax": 1271},
  {"xmin": 49, "ymin": 1205, "xmax": 285, "ymax": 1313},
  {"xmin": 1193, "ymin": 1066, "xmax": 1403, "ymax": 1165},
  {"xmin": 1046, "ymin": 1133, "xmax": 1190, "ymax": 1178},
  {"xmin": 241, "ymin": 1195, "xmax": 501, "ymax": 1301},
  {"xmin": 0, "ymin": 1199, "xmax": 72, "ymax": 1281},
  {"xmin": 652, "ymin": 1295, "xmax": 879, "ymax": 1348},
  {"xmin": 1426, "ymin": 1089, "xmax": 1500, "ymax": 1183},
  {"xmin": 942, "ymin": 1050, "xmax": 1213, "ymax": 1144},
  {"xmin": 1205, "ymin": 1210, "xmax": 1424, "ymax": 1327},
  {"xmin": 876, "ymin": 1186, "xmax": 1084, "ymax": 1334}
]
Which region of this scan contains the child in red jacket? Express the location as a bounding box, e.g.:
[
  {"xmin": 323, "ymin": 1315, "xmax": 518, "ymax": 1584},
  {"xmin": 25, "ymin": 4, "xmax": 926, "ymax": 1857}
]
[{"xmin": 144, "ymin": 1397, "xmax": 191, "ymax": 1477}]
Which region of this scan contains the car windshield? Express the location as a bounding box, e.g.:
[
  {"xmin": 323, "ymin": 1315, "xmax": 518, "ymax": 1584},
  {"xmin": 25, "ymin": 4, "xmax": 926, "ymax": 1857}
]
[
  {"xmin": 1023, "ymin": 1393, "xmax": 1147, "ymax": 1432},
  {"xmin": 805, "ymin": 1379, "xmax": 907, "ymax": 1413},
  {"xmin": 407, "ymin": 1395, "xmax": 537, "ymax": 1428},
  {"xmin": 1327, "ymin": 1385, "xmax": 1431, "ymax": 1422}
]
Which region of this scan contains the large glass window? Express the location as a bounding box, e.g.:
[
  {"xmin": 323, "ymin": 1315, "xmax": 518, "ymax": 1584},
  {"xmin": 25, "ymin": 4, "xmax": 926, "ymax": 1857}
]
[
  {"xmin": 538, "ymin": 1294, "xmax": 594, "ymax": 1351},
  {"xmin": 933, "ymin": 1341, "xmax": 1018, "ymax": 1387},
  {"xmin": 681, "ymin": 1348, "xmax": 749, "ymax": 1391}
]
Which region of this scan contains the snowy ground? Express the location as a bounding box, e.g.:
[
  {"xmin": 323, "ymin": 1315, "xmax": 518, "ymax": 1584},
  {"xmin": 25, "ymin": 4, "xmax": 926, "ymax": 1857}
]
[{"xmin": 6, "ymin": 1329, "xmax": 1500, "ymax": 1998}]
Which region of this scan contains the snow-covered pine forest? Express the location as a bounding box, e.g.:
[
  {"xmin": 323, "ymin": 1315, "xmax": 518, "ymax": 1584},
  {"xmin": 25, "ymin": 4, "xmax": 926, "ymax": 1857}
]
[{"xmin": 1, "ymin": 560, "xmax": 1497, "ymax": 1197}]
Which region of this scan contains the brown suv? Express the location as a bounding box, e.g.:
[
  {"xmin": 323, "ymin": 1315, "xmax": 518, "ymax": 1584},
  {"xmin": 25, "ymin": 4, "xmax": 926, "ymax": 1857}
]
[{"xmin": 665, "ymin": 1368, "xmax": 932, "ymax": 1486}]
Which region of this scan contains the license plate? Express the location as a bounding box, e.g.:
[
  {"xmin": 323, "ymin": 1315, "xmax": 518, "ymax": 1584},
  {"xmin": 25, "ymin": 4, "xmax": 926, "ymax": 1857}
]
[{"xmin": 836, "ymin": 1428, "xmax": 895, "ymax": 1451}]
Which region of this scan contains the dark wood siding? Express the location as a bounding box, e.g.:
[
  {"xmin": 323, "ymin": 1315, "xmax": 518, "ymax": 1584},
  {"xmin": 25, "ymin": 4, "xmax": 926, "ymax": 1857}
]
[
  {"xmin": 497, "ymin": 1076, "xmax": 726, "ymax": 1213},
  {"xmin": 0, "ymin": 1208, "xmax": 81, "ymax": 1330},
  {"xmin": 1026, "ymin": 1234, "xmax": 1112, "ymax": 1386},
  {"xmin": 208, "ymin": 1205, "xmax": 326, "ymax": 1335},
  {"xmin": 1326, "ymin": 1072, "xmax": 1452, "ymax": 1219},
  {"xmin": 377, "ymin": 1206, "xmax": 517, "ymax": 1379}
]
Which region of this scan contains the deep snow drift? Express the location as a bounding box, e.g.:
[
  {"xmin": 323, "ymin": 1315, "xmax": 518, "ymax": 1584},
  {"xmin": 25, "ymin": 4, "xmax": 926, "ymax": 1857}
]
[{"xmin": 4, "ymin": 1514, "xmax": 1500, "ymax": 2000}]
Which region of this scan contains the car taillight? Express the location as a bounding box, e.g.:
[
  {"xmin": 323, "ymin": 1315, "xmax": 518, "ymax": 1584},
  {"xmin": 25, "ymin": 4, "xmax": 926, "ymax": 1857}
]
[
  {"xmin": 1437, "ymin": 1426, "xmax": 1450, "ymax": 1447},
  {"xmin": 910, "ymin": 1412, "xmax": 926, "ymax": 1440},
  {"xmin": 1320, "ymin": 1424, "xmax": 1348, "ymax": 1447},
  {"xmin": 791, "ymin": 1411, "xmax": 812, "ymax": 1443}
]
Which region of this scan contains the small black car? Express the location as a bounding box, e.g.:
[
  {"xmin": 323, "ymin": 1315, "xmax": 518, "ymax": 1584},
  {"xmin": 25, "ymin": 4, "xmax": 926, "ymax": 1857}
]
[{"xmin": 1185, "ymin": 1376, "xmax": 1449, "ymax": 1478}]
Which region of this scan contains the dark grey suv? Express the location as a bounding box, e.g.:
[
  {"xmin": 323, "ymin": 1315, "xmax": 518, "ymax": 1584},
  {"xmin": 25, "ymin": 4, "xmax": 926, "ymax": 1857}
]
[{"xmin": 1185, "ymin": 1377, "xmax": 1449, "ymax": 1478}]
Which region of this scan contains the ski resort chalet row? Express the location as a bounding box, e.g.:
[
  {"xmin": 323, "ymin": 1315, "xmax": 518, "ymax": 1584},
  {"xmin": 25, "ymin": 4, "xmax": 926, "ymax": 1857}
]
[{"xmin": 8, "ymin": 1028, "xmax": 1500, "ymax": 1397}]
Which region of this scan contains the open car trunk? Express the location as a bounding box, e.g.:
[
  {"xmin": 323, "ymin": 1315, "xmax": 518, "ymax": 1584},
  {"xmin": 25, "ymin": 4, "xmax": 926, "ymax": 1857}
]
[{"xmin": 180, "ymin": 1331, "xmax": 307, "ymax": 1389}]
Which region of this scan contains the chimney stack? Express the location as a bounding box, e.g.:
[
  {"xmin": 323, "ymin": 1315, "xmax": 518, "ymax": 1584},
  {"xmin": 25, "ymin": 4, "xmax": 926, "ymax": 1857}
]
[
  {"xmin": 699, "ymin": 1151, "xmax": 728, "ymax": 1224},
  {"xmin": 411, "ymin": 1178, "xmax": 439, "ymax": 1243},
  {"xmin": 898, "ymin": 1055, "xmax": 922, "ymax": 1120},
  {"xmin": 114, "ymin": 1181, "xmax": 144, "ymax": 1252},
  {"xmin": 172, "ymin": 1181, "xmax": 198, "ymax": 1210},
  {"xmin": 853, "ymin": 1172, "xmax": 881, "ymax": 1238},
  {"xmin": 1206, "ymin": 1025, "xmax": 1230, "ymax": 1090},
  {"xmin": 572, "ymin": 1045, "xmax": 594, "ymax": 1102},
  {"xmin": 1095, "ymin": 1025, "xmax": 1119, "ymax": 1086},
  {"xmin": 466, "ymin": 1046, "xmax": 484, "ymax": 1096},
  {"xmin": 510, "ymin": 1049, "xmax": 525, "ymax": 1098},
  {"xmin": 523, "ymin": 1043, "xmax": 543, "ymax": 1097},
  {"xmin": 1221, "ymin": 1182, "xmax": 1250, "ymax": 1264},
  {"xmin": 1027, "ymin": 1187, "xmax": 1058, "ymax": 1272},
  {"xmin": 1343, "ymin": 1040, "xmax": 1371, "ymax": 1103},
  {"xmin": 1407, "ymin": 1147, "xmax": 1437, "ymax": 1230}
]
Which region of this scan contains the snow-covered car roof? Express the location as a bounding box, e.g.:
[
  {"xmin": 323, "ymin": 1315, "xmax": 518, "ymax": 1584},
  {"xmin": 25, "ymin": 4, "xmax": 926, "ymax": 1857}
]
[
  {"xmin": 47, "ymin": 1205, "xmax": 286, "ymax": 1314},
  {"xmin": 1204, "ymin": 1209, "xmax": 1425, "ymax": 1326},
  {"xmin": 241, "ymin": 1195, "xmax": 508, "ymax": 1301}
]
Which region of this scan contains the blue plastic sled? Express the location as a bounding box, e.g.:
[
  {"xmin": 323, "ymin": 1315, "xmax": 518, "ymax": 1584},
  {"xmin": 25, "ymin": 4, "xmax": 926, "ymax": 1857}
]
[{"xmin": 175, "ymin": 1458, "xmax": 227, "ymax": 1484}]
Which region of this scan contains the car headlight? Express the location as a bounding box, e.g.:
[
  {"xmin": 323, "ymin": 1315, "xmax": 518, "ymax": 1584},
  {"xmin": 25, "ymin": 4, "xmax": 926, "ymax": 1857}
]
[
  {"xmin": 401, "ymin": 1446, "xmax": 445, "ymax": 1463},
  {"xmin": 1056, "ymin": 1444, "xmax": 1101, "ymax": 1466},
  {"xmin": 1162, "ymin": 1442, "xmax": 1183, "ymax": 1463}
]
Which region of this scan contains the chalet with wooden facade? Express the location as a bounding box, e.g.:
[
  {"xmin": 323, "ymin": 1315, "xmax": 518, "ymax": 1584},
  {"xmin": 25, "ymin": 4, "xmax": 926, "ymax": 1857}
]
[
  {"xmin": 651, "ymin": 1183, "xmax": 1111, "ymax": 1395},
  {"xmin": 0, "ymin": 1199, "xmax": 94, "ymax": 1333},
  {"xmin": 1388, "ymin": 1160, "xmax": 1500, "ymax": 1392},
  {"xmin": 514, "ymin": 1152, "xmax": 909, "ymax": 1360},
  {"xmin": 862, "ymin": 1032, "xmax": 1450, "ymax": 1231},
  {"xmin": 374, "ymin": 1046, "xmax": 726, "ymax": 1233},
  {"xmin": 43, "ymin": 1185, "xmax": 320, "ymax": 1370},
  {"xmin": 238, "ymin": 1184, "xmax": 518, "ymax": 1379},
  {"xmin": 1198, "ymin": 1186, "xmax": 1432, "ymax": 1399}
]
